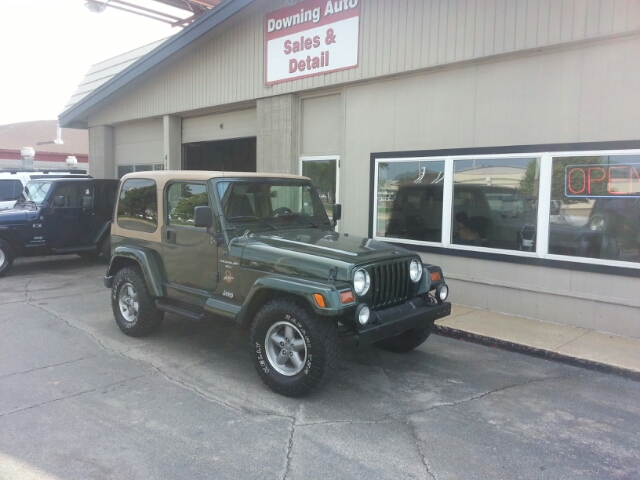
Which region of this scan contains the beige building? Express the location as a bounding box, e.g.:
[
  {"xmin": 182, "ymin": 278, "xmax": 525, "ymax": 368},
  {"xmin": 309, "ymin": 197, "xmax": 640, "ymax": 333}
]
[{"xmin": 60, "ymin": 0, "xmax": 640, "ymax": 339}]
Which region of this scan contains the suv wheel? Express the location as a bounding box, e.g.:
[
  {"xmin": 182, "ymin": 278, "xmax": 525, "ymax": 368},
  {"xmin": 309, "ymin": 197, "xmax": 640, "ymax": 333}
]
[
  {"xmin": 112, "ymin": 266, "xmax": 163, "ymax": 337},
  {"xmin": 375, "ymin": 326, "xmax": 432, "ymax": 353},
  {"xmin": 249, "ymin": 298, "xmax": 338, "ymax": 397},
  {"xmin": 0, "ymin": 239, "xmax": 15, "ymax": 277}
]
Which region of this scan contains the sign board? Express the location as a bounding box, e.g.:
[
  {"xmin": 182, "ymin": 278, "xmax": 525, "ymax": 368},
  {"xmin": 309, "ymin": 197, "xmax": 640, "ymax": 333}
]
[
  {"xmin": 265, "ymin": 0, "xmax": 360, "ymax": 85},
  {"xmin": 565, "ymin": 163, "xmax": 640, "ymax": 197}
]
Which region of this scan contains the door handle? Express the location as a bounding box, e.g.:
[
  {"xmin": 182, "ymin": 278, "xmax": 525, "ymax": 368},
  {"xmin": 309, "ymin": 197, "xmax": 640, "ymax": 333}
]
[{"xmin": 166, "ymin": 229, "xmax": 176, "ymax": 243}]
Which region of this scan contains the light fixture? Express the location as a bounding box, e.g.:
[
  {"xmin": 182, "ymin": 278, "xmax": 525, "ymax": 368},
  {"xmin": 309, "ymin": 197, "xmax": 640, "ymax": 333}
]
[{"xmin": 85, "ymin": 1, "xmax": 108, "ymax": 13}]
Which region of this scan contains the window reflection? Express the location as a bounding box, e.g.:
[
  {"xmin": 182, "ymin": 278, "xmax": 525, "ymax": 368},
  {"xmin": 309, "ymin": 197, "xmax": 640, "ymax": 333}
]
[
  {"xmin": 453, "ymin": 158, "xmax": 539, "ymax": 250},
  {"xmin": 549, "ymin": 155, "xmax": 640, "ymax": 261},
  {"xmin": 378, "ymin": 161, "xmax": 445, "ymax": 242}
]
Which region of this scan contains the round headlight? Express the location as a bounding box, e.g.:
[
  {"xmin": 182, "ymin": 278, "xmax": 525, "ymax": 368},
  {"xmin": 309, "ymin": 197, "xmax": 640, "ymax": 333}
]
[
  {"xmin": 589, "ymin": 216, "xmax": 605, "ymax": 232},
  {"xmin": 356, "ymin": 304, "xmax": 371, "ymax": 325},
  {"xmin": 353, "ymin": 268, "xmax": 370, "ymax": 295},
  {"xmin": 409, "ymin": 259, "xmax": 423, "ymax": 282},
  {"xmin": 436, "ymin": 283, "xmax": 449, "ymax": 303}
]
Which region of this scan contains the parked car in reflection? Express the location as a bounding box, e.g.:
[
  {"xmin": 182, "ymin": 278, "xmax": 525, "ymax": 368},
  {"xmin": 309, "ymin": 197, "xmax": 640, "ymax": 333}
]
[
  {"xmin": 386, "ymin": 183, "xmax": 532, "ymax": 248},
  {"xmin": 587, "ymin": 197, "xmax": 640, "ymax": 261},
  {"xmin": 386, "ymin": 183, "xmax": 601, "ymax": 257}
]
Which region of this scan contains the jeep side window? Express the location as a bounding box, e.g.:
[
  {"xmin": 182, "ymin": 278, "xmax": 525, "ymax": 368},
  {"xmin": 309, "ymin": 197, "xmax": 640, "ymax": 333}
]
[
  {"xmin": 53, "ymin": 184, "xmax": 93, "ymax": 208},
  {"xmin": 117, "ymin": 179, "xmax": 158, "ymax": 233},
  {"xmin": 166, "ymin": 182, "xmax": 209, "ymax": 226}
]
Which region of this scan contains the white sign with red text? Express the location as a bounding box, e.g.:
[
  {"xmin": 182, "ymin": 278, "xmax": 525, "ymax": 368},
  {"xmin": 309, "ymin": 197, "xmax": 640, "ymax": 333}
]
[{"xmin": 265, "ymin": 0, "xmax": 360, "ymax": 85}]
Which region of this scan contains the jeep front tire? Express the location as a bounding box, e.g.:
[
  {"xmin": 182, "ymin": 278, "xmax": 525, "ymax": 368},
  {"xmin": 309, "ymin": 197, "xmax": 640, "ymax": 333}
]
[
  {"xmin": 249, "ymin": 298, "xmax": 338, "ymax": 397},
  {"xmin": 112, "ymin": 266, "xmax": 163, "ymax": 337},
  {"xmin": 0, "ymin": 239, "xmax": 15, "ymax": 277}
]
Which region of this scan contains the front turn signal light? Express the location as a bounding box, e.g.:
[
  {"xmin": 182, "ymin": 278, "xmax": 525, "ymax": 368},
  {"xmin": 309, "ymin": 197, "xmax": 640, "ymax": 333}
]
[
  {"xmin": 430, "ymin": 271, "xmax": 441, "ymax": 282},
  {"xmin": 313, "ymin": 293, "xmax": 326, "ymax": 308},
  {"xmin": 340, "ymin": 290, "xmax": 355, "ymax": 304}
]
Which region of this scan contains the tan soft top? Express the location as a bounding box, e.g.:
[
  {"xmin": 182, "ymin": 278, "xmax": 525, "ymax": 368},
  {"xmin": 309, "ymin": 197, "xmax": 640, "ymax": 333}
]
[{"xmin": 121, "ymin": 170, "xmax": 309, "ymax": 189}]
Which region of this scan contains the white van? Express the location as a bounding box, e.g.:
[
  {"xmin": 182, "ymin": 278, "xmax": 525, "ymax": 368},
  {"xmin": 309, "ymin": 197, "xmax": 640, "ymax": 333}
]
[{"xmin": 0, "ymin": 169, "xmax": 90, "ymax": 210}]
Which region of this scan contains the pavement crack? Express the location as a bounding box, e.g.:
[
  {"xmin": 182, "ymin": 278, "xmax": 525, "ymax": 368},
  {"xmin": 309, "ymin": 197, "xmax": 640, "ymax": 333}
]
[
  {"xmin": 114, "ymin": 349, "xmax": 294, "ymax": 421},
  {"xmin": 24, "ymin": 279, "xmax": 34, "ymax": 301},
  {"xmin": 297, "ymin": 415, "xmax": 396, "ymax": 428},
  {"xmin": 0, "ymin": 354, "xmax": 100, "ymax": 379},
  {"xmin": 0, "ymin": 373, "xmax": 151, "ymax": 418},
  {"xmin": 405, "ymin": 418, "xmax": 438, "ymax": 480},
  {"xmin": 26, "ymin": 302, "xmax": 114, "ymax": 352},
  {"xmin": 554, "ymin": 330, "xmax": 590, "ymax": 351},
  {"xmin": 410, "ymin": 372, "xmax": 577, "ymax": 415},
  {"xmin": 283, "ymin": 404, "xmax": 301, "ymax": 480}
]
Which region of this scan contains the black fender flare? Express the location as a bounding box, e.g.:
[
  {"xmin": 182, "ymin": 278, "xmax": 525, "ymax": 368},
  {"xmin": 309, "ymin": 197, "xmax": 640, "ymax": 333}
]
[
  {"xmin": 230, "ymin": 275, "xmax": 354, "ymax": 324},
  {"xmin": 106, "ymin": 246, "xmax": 165, "ymax": 297}
]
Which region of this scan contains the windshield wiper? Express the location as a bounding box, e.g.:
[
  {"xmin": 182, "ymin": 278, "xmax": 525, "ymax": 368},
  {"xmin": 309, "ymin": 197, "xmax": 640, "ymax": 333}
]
[
  {"xmin": 228, "ymin": 216, "xmax": 278, "ymax": 233},
  {"xmin": 288, "ymin": 213, "xmax": 319, "ymax": 228}
]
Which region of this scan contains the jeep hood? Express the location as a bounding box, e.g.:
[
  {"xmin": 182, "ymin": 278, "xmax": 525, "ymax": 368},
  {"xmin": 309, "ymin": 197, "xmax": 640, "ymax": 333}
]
[
  {"xmin": 237, "ymin": 229, "xmax": 416, "ymax": 280},
  {"xmin": 0, "ymin": 208, "xmax": 33, "ymax": 225}
]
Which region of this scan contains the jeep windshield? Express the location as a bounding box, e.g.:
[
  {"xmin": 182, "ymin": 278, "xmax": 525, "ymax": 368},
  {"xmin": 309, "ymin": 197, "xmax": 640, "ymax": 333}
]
[
  {"xmin": 19, "ymin": 181, "xmax": 52, "ymax": 206},
  {"xmin": 217, "ymin": 179, "xmax": 332, "ymax": 232}
]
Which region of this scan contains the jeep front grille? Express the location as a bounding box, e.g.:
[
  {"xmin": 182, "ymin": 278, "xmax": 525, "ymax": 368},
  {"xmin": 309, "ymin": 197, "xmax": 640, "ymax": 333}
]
[{"xmin": 369, "ymin": 261, "xmax": 410, "ymax": 309}]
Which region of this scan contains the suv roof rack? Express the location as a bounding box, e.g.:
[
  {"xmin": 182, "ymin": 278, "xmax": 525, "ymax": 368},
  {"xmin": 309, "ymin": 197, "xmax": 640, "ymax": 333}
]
[{"xmin": 0, "ymin": 168, "xmax": 88, "ymax": 174}]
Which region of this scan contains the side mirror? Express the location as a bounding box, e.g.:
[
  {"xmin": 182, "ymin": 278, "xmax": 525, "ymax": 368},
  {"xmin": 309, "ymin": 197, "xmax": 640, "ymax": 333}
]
[
  {"xmin": 53, "ymin": 196, "xmax": 65, "ymax": 207},
  {"xmin": 194, "ymin": 206, "xmax": 213, "ymax": 228},
  {"xmin": 332, "ymin": 204, "xmax": 342, "ymax": 225}
]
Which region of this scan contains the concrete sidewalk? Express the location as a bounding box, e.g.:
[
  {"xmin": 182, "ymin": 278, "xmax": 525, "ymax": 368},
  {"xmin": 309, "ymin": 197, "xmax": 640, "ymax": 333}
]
[{"xmin": 435, "ymin": 305, "xmax": 640, "ymax": 380}]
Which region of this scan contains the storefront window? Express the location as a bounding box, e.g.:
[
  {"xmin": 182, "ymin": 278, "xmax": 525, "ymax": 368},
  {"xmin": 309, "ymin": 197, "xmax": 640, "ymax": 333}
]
[
  {"xmin": 117, "ymin": 164, "xmax": 164, "ymax": 179},
  {"xmin": 452, "ymin": 158, "xmax": 539, "ymax": 250},
  {"xmin": 549, "ymin": 155, "xmax": 640, "ymax": 262},
  {"xmin": 376, "ymin": 160, "xmax": 445, "ymax": 242}
]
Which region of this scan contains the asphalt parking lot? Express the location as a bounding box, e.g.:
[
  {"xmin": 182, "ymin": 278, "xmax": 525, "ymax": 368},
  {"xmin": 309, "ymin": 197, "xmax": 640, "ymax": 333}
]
[{"xmin": 1, "ymin": 256, "xmax": 639, "ymax": 479}]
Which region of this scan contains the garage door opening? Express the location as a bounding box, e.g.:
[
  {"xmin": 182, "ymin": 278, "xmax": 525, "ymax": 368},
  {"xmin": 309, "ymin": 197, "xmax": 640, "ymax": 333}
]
[{"xmin": 182, "ymin": 137, "xmax": 256, "ymax": 172}]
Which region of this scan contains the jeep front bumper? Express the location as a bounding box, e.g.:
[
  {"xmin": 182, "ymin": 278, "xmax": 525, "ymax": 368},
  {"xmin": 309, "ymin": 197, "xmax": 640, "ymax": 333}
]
[{"xmin": 355, "ymin": 298, "xmax": 451, "ymax": 347}]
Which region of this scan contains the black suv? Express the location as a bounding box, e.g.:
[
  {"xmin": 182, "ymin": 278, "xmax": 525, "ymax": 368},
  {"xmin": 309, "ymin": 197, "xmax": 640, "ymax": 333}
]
[
  {"xmin": 588, "ymin": 198, "xmax": 640, "ymax": 261},
  {"xmin": 0, "ymin": 177, "xmax": 119, "ymax": 276}
]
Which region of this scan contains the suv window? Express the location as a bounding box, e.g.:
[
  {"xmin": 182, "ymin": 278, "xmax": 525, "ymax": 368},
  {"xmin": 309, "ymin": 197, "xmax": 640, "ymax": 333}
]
[
  {"xmin": 117, "ymin": 179, "xmax": 158, "ymax": 233},
  {"xmin": 219, "ymin": 180, "xmax": 328, "ymax": 227},
  {"xmin": 166, "ymin": 182, "xmax": 209, "ymax": 226},
  {"xmin": 54, "ymin": 184, "xmax": 94, "ymax": 208},
  {"xmin": 0, "ymin": 179, "xmax": 23, "ymax": 202}
]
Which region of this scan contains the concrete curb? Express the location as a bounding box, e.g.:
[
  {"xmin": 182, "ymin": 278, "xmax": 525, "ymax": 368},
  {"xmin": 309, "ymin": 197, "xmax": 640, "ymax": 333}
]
[{"xmin": 434, "ymin": 324, "xmax": 640, "ymax": 382}]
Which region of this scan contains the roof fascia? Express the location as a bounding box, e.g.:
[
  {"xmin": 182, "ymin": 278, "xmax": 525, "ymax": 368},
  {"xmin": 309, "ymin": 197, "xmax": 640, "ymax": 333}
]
[{"xmin": 59, "ymin": 0, "xmax": 256, "ymax": 129}]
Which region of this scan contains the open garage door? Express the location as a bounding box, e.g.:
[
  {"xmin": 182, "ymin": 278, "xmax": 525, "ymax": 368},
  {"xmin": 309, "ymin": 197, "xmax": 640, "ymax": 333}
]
[
  {"xmin": 182, "ymin": 137, "xmax": 256, "ymax": 171},
  {"xmin": 182, "ymin": 108, "xmax": 257, "ymax": 171}
]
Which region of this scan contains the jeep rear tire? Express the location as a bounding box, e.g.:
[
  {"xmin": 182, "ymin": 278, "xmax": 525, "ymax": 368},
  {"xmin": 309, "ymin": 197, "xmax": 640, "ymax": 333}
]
[
  {"xmin": 0, "ymin": 239, "xmax": 15, "ymax": 277},
  {"xmin": 112, "ymin": 266, "xmax": 163, "ymax": 337},
  {"xmin": 374, "ymin": 326, "xmax": 432, "ymax": 353},
  {"xmin": 249, "ymin": 298, "xmax": 338, "ymax": 397}
]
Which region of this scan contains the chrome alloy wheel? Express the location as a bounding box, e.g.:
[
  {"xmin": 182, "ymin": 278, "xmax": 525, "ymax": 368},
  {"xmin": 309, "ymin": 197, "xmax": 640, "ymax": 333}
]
[
  {"xmin": 265, "ymin": 321, "xmax": 308, "ymax": 376},
  {"xmin": 118, "ymin": 282, "xmax": 139, "ymax": 324},
  {"xmin": 0, "ymin": 249, "xmax": 5, "ymax": 266}
]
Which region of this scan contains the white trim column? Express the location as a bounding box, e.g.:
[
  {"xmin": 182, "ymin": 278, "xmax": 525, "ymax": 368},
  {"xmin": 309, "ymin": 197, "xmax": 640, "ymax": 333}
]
[{"xmin": 164, "ymin": 115, "xmax": 182, "ymax": 170}]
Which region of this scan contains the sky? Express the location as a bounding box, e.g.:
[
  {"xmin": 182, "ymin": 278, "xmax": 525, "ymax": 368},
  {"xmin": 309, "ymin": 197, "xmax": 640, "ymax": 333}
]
[{"xmin": 0, "ymin": 0, "xmax": 180, "ymax": 126}]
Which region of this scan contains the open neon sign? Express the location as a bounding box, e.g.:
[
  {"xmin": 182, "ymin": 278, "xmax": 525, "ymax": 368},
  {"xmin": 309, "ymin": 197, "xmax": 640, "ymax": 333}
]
[{"xmin": 565, "ymin": 163, "xmax": 640, "ymax": 197}]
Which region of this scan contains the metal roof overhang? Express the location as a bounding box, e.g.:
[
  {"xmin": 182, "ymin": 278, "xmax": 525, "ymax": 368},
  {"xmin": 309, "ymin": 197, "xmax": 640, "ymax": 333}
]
[
  {"xmin": 85, "ymin": 0, "xmax": 224, "ymax": 27},
  {"xmin": 60, "ymin": 0, "xmax": 255, "ymax": 129}
]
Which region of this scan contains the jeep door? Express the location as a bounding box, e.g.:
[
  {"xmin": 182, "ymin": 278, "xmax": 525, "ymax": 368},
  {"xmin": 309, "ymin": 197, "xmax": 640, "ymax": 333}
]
[
  {"xmin": 48, "ymin": 182, "xmax": 97, "ymax": 247},
  {"xmin": 161, "ymin": 181, "xmax": 217, "ymax": 292}
]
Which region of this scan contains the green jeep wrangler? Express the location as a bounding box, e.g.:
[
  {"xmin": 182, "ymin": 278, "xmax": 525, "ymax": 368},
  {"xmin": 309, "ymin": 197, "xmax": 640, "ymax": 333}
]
[{"xmin": 104, "ymin": 171, "xmax": 451, "ymax": 396}]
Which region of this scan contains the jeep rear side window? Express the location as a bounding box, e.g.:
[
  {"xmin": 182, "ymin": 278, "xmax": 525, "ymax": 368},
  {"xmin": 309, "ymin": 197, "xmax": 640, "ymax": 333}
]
[
  {"xmin": 117, "ymin": 179, "xmax": 158, "ymax": 233},
  {"xmin": 54, "ymin": 184, "xmax": 94, "ymax": 208},
  {"xmin": 166, "ymin": 182, "xmax": 209, "ymax": 226}
]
